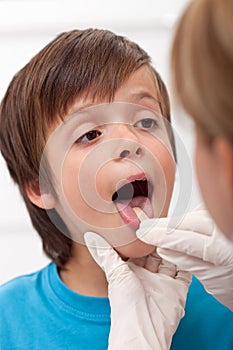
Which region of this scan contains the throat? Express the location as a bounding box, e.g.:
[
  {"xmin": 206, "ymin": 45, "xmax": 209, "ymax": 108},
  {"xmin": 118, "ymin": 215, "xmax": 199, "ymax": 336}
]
[{"xmin": 59, "ymin": 246, "xmax": 108, "ymax": 297}]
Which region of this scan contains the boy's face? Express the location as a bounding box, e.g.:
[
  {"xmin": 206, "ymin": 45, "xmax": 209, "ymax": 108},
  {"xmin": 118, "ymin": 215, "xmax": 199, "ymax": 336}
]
[{"xmin": 42, "ymin": 66, "xmax": 175, "ymax": 258}]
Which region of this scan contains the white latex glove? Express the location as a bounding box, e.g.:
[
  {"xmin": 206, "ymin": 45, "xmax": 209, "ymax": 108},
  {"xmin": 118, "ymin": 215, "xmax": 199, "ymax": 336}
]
[
  {"xmin": 136, "ymin": 204, "xmax": 233, "ymax": 311},
  {"xmin": 84, "ymin": 232, "xmax": 191, "ymax": 350}
]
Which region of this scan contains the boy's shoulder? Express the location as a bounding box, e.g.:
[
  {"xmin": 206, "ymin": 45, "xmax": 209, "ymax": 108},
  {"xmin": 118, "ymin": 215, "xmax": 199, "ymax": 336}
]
[
  {"xmin": 0, "ymin": 263, "xmax": 52, "ymax": 306},
  {"xmin": 0, "ymin": 262, "xmax": 111, "ymax": 350}
]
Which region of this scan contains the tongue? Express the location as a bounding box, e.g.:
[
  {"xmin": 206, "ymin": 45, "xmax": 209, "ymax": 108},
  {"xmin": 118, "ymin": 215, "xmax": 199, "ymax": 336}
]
[{"xmin": 115, "ymin": 196, "xmax": 153, "ymax": 229}]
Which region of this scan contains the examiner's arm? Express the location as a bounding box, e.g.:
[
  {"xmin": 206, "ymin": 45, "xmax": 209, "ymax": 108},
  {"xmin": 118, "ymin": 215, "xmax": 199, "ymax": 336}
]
[
  {"xmin": 136, "ymin": 204, "xmax": 233, "ymax": 311},
  {"xmin": 84, "ymin": 232, "xmax": 191, "ymax": 350}
]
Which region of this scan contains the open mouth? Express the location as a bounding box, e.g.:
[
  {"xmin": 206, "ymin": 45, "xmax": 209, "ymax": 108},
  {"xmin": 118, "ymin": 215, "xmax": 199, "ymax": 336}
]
[{"xmin": 112, "ymin": 176, "xmax": 154, "ymax": 229}]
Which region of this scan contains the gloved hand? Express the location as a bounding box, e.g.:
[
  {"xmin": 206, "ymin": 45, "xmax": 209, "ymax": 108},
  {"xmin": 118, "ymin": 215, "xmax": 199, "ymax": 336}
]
[
  {"xmin": 84, "ymin": 232, "xmax": 191, "ymax": 350},
  {"xmin": 136, "ymin": 204, "xmax": 233, "ymax": 311}
]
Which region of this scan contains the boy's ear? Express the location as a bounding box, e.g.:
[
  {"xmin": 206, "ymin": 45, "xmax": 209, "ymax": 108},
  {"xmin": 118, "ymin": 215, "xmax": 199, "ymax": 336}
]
[{"xmin": 26, "ymin": 180, "xmax": 57, "ymax": 209}]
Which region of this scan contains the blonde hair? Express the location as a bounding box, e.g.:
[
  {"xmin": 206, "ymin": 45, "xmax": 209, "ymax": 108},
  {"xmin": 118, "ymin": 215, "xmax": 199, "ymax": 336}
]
[{"xmin": 171, "ymin": 0, "xmax": 233, "ymax": 145}]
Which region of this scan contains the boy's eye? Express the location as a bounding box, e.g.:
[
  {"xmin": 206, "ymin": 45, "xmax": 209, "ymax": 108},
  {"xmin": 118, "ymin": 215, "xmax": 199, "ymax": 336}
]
[
  {"xmin": 76, "ymin": 130, "xmax": 102, "ymax": 144},
  {"xmin": 135, "ymin": 118, "xmax": 158, "ymax": 129}
]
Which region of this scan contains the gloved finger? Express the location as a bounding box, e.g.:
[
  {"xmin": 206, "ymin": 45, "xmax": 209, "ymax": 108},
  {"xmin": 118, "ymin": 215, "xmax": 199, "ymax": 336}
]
[
  {"xmin": 84, "ymin": 232, "xmax": 131, "ymax": 281},
  {"xmin": 207, "ymin": 229, "xmax": 233, "ymax": 265},
  {"xmin": 167, "ymin": 211, "xmax": 214, "ymax": 235},
  {"xmin": 158, "ymin": 259, "xmax": 177, "ymax": 278},
  {"xmin": 127, "ymin": 256, "xmax": 147, "ymax": 267},
  {"xmin": 137, "ymin": 211, "xmax": 214, "ymax": 238},
  {"xmin": 144, "ymin": 250, "xmax": 162, "ymax": 273},
  {"xmin": 137, "ymin": 223, "xmax": 216, "ymax": 262},
  {"xmin": 175, "ymin": 270, "xmax": 192, "ymax": 287},
  {"xmin": 157, "ymin": 247, "xmax": 214, "ymax": 272},
  {"xmin": 193, "ymin": 202, "xmax": 206, "ymax": 211},
  {"xmin": 154, "ymin": 227, "xmax": 233, "ymax": 265}
]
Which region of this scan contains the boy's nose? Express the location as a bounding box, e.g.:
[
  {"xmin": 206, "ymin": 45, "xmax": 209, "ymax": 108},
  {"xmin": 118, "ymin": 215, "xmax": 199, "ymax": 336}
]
[
  {"xmin": 112, "ymin": 124, "xmax": 143, "ymax": 160},
  {"xmin": 118, "ymin": 143, "xmax": 142, "ymax": 159}
]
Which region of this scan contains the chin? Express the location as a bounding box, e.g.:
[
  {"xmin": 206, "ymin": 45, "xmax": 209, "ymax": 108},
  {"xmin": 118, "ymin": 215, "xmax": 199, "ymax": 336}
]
[{"xmin": 115, "ymin": 238, "xmax": 155, "ymax": 259}]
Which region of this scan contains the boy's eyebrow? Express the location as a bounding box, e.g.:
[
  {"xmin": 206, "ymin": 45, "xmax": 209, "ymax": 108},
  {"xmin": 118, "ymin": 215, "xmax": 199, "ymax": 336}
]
[
  {"xmin": 129, "ymin": 91, "xmax": 160, "ymax": 105},
  {"xmin": 69, "ymin": 103, "xmax": 96, "ymax": 116},
  {"xmin": 68, "ymin": 91, "xmax": 160, "ymax": 116}
]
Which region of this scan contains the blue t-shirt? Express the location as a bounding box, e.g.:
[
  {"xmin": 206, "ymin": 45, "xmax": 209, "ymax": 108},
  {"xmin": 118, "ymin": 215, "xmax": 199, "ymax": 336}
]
[{"xmin": 0, "ymin": 263, "xmax": 232, "ymax": 350}]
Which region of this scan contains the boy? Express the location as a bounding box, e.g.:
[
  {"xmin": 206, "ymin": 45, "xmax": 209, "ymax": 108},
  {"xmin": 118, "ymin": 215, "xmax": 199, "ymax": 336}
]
[{"xmin": 0, "ymin": 29, "xmax": 232, "ymax": 349}]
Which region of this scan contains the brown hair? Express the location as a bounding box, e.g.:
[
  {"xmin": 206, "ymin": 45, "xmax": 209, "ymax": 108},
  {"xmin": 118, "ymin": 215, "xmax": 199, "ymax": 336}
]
[
  {"xmin": 171, "ymin": 0, "xmax": 233, "ymax": 145},
  {"xmin": 0, "ymin": 29, "xmax": 174, "ymax": 267}
]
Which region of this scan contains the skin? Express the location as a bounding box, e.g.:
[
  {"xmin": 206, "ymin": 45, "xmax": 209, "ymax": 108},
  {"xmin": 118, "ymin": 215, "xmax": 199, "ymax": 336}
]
[
  {"xmin": 195, "ymin": 124, "xmax": 233, "ymax": 239},
  {"xmin": 27, "ymin": 66, "xmax": 176, "ymax": 296}
]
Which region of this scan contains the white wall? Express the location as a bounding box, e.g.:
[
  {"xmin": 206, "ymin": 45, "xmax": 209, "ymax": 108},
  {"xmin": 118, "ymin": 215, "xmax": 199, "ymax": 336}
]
[{"xmin": 0, "ymin": 0, "xmax": 201, "ymax": 285}]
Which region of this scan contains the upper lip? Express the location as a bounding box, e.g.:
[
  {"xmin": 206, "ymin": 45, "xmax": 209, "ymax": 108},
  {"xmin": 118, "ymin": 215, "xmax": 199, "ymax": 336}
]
[
  {"xmin": 115, "ymin": 172, "xmax": 150, "ymax": 193},
  {"xmin": 112, "ymin": 172, "xmax": 154, "ymax": 202},
  {"xmin": 127, "ymin": 172, "xmax": 148, "ymax": 183}
]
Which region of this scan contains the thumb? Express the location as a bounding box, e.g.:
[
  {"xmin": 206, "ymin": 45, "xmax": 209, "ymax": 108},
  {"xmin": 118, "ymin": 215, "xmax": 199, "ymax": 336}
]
[
  {"xmin": 85, "ymin": 232, "xmax": 145, "ymax": 303},
  {"xmin": 84, "ymin": 232, "xmax": 127, "ymax": 281}
]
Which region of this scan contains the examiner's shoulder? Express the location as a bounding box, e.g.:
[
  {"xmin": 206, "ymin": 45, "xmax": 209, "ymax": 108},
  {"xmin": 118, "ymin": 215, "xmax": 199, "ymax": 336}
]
[{"xmin": 0, "ymin": 263, "xmax": 51, "ymax": 305}]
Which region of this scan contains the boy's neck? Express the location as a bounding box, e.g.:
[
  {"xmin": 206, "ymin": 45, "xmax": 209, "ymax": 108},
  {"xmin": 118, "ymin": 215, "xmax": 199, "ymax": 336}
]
[{"xmin": 59, "ymin": 242, "xmax": 108, "ymax": 297}]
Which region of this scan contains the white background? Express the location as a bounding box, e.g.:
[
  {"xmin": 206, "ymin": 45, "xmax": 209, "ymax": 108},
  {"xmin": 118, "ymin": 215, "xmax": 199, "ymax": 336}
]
[{"xmin": 0, "ymin": 0, "xmax": 201, "ymax": 284}]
